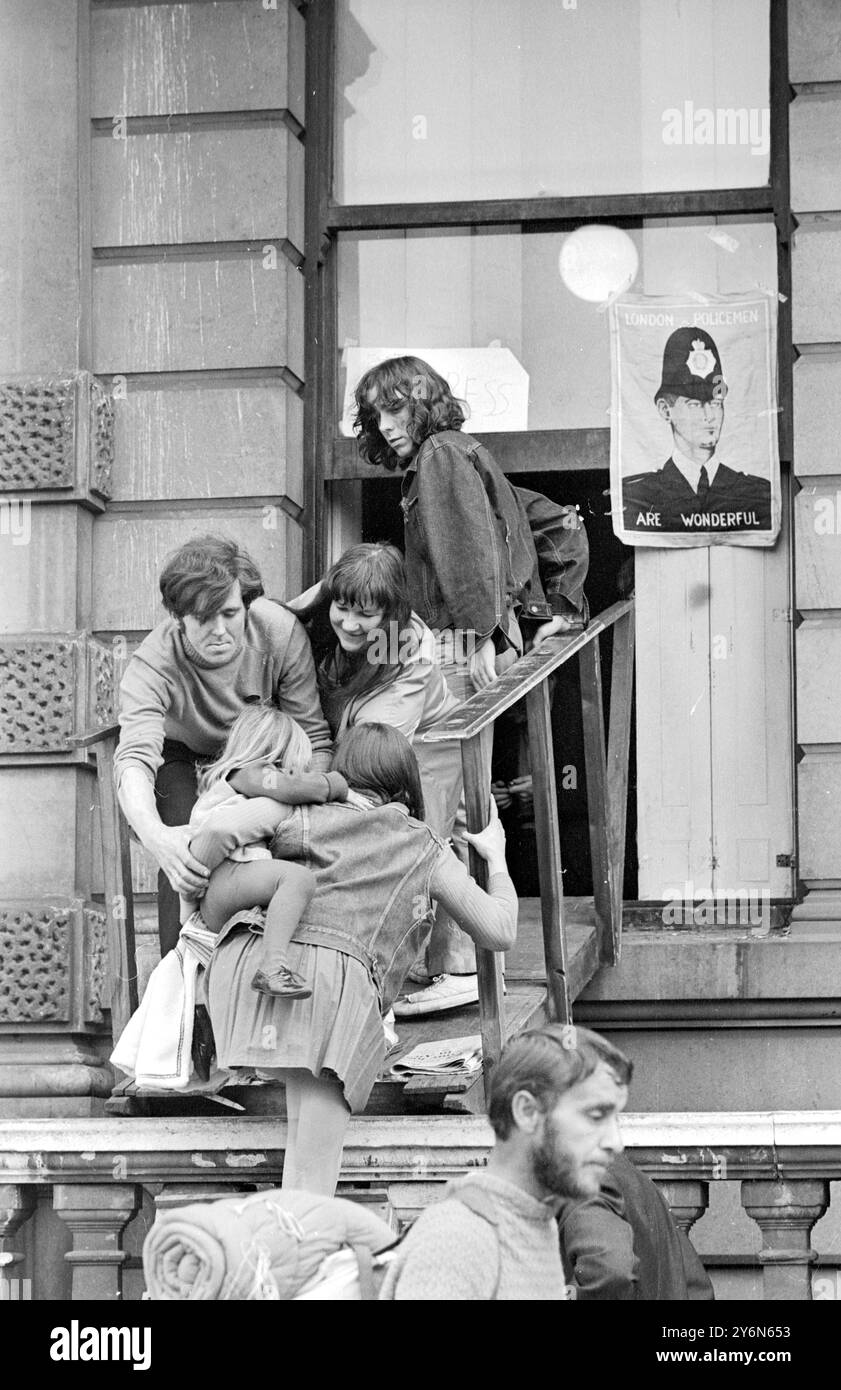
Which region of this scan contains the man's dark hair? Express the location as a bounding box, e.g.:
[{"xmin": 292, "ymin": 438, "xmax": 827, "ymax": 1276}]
[
  {"xmin": 159, "ymin": 535, "xmax": 264, "ymax": 621},
  {"xmin": 487, "ymin": 1024, "xmax": 632, "ymax": 1140}
]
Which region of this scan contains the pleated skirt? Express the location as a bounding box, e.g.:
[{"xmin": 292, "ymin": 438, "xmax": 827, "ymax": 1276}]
[{"xmin": 206, "ymin": 919, "xmax": 386, "ymax": 1114}]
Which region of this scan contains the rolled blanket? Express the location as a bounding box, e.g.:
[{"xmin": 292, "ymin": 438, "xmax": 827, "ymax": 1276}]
[{"xmin": 143, "ymin": 1188, "xmax": 396, "ymax": 1300}]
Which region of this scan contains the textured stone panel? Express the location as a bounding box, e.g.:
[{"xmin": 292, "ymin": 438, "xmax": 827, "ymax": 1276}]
[
  {"xmin": 0, "ymin": 905, "xmax": 70, "ymax": 1023},
  {"xmin": 0, "ymin": 373, "xmax": 114, "ymax": 502},
  {"xmin": 92, "ymin": 379, "xmax": 115, "ymax": 498},
  {"xmin": 84, "ymin": 907, "xmax": 108, "ymax": 1025},
  {"xmin": 0, "ymin": 640, "xmax": 75, "ymax": 753},
  {"xmin": 0, "ymin": 635, "xmax": 117, "ymax": 755},
  {"xmin": 0, "ymin": 379, "xmax": 75, "ymax": 489},
  {"xmin": 90, "ymin": 639, "xmax": 118, "ymax": 732}
]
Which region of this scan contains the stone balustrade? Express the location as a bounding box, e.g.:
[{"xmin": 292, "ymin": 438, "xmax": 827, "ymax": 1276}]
[{"xmin": 1, "ymin": 1111, "xmax": 840, "ymax": 1300}]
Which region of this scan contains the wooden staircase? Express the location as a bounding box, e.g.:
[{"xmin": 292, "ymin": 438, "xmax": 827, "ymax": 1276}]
[{"xmin": 75, "ymin": 600, "xmax": 634, "ymax": 1119}]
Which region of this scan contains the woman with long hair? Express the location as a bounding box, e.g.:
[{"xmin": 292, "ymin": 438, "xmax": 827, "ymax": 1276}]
[
  {"xmin": 205, "ymin": 722, "xmax": 517, "ymax": 1196},
  {"xmin": 351, "ymin": 356, "xmax": 583, "ymax": 1006},
  {"xmin": 309, "ymin": 543, "xmax": 463, "ymax": 858}
]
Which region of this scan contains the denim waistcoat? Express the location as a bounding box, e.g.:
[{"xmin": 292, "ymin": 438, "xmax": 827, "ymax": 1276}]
[{"xmin": 271, "ymin": 799, "xmax": 446, "ymax": 1011}]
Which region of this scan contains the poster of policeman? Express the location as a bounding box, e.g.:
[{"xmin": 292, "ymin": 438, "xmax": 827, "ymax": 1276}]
[{"xmin": 608, "ymin": 294, "xmax": 781, "ymax": 547}]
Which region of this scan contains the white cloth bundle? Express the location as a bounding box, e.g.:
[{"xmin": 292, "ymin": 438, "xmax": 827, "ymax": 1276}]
[{"xmin": 111, "ymin": 916, "xmax": 221, "ymax": 1090}]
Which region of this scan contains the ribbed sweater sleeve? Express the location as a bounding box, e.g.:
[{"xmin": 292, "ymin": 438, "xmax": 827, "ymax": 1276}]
[{"xmin": 429, "ymin": 853, "xmax": 518, "ymax": 951}]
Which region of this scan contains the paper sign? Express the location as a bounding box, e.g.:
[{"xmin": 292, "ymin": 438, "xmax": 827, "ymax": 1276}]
[{"xmin": 340, "ymin": 347, "xmax": 529, "ymax": 436}]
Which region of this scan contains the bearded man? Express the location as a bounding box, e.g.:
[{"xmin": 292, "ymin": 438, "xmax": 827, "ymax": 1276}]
[{"xmin": 379, "ymin": 1024, "xmax": 630, "ymax": 1301}]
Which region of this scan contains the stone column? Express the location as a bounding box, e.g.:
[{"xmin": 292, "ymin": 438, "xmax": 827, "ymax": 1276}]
[
  {"xmin": 655, "ymin": 1179, "xmax": 709, "ymax": 1235},
  {"xmin": 53, "ymin": 1184, "xmax": 140, "ymax": 1301},
  {"xmin": 0, "ymin": 1184, "xmax": 36, "ymax": 1300},
  {"xmin": 741, "ymin": 1178, "xmax": 829, "ymax": 1300}
]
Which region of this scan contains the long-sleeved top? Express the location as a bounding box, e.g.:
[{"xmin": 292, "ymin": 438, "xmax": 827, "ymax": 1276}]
[
  {"xmin": 379, "ymin": 1171, "xmax": 568, "ymax": 1301},
  {"xmin": 326, "ymin": 616, "xmax": 459, "ymax": 740},
  {"xmin": 114, "ymin": 597, "xmax": 332, "ymax": 788}
]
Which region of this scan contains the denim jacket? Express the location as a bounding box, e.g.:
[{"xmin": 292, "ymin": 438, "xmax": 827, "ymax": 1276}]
[
  {"xmin": 400, "ymin": 431, "xmax": 588, "ymax": 644},
  {"xmin": 271, "ymin": 797, "xmax": 445, "ymax": 1012}
]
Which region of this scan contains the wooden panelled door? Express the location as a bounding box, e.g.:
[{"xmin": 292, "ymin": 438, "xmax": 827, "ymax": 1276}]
[{"xmin": 635, "ymin": 538, "xmax": 795, "ymax": 903}]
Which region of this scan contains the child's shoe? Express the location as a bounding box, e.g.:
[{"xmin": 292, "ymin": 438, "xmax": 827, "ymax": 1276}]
[{"xmin": 251, "ymin": 965, "xmax": 312, "ymax": 999}]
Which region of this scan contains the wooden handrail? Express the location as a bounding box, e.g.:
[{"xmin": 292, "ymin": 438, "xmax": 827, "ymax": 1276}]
[
  {"xmin": 419, "ymin": 599, "xmax": 635, "ymax": 1095},
  {"xmin": 68, "ymin": 724, "xmax": 121, "ymax": 750},
  {"xmin": 70, "ymin": 723, "xmax": 138, "ymax": 1038},
  {"xmin": 419, "ymin": 599, "xmax": 634, "ymax": 743}
]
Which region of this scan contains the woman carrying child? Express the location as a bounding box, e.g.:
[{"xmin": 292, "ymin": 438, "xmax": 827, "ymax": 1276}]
[
  {"xmin": 180, "ymin": 702, "xmax": 343, "ymax": 998},
  {"xmin": 206, "ymin": 722, "xmax": 517, "ymax": 1196}
]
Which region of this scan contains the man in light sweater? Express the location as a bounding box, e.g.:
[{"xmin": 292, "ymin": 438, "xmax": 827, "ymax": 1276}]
[
  {"xmin": 379, "ymin": 1024, "xmax": 631, "ymax": 1300},
  {"xmin": 115, "ymin": 535, "xmax": 336, "ymax": 957}
]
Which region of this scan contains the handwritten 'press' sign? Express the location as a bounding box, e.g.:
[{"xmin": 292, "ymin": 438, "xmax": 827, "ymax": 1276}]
[
  {"xmin": 340, "ymin": 347, "xmax": 529, "ymax": 437},
  {"xmin": 608, "ymin": 295, "xmax": 780, "ymax": 548}
]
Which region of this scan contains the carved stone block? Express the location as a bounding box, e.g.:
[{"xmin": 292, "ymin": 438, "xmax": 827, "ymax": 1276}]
[
  {"xmin": 0, "ymin": 634, "xmax": 116, "ymax": 756},
  {"xmin": 84, "ymin": 907, "xmax": 108, "ymax": 1025},
  {"xmin": 0, "ymin": 905, "xmax": 71, "ymax": 1023},
  {"xmin": 0, "ymin": 379, "xmax": 74, "ymax": 488},
  {"xmin": 0, "ymin": 372, "xmax": 113, "ymax": 508},
  {"xmin": 0, "ymin": 900, "xmax": 110, "ymax": 1032}
]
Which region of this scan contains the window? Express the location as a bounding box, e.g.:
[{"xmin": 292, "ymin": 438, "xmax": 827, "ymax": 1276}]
[{"xmin": 335, "ymin": 0, "xmax": 770, "ymax": 204}]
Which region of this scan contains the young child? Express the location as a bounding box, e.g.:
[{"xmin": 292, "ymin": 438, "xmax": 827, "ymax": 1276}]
[{"xmin": 180, "ymin": 704, "xmax": 344, "ymax": 999}]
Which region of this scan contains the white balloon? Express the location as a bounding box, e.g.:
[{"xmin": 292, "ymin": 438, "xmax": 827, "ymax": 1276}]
[{"xmin": 559, "ymin": 225, "xmax": 639, "ymax": 302}]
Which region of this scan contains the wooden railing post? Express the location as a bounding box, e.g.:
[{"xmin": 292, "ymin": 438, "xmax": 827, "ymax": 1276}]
[
  {"xmin": 525, "ymin": 680, "xmax": 571, "ymax": 1022},
  {"xmin": 461, "ymin": 735, "xmax": 505, "ymax": 1102},
  {"xmin": 92, "ymin": 731, "xmax": 139, "ymax": 1039},
  {"xmin": 606, "ymin": 610, "xmax": 634, "ymax": 962},
  {"xmin": 579, "ymin": 639, "xmax": 614, "ymax": 965}
]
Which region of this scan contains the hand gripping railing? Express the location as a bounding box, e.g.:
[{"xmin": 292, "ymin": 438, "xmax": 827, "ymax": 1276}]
[{"xmin": 418, "ymin": 598, "xmax": 635, "ymax": 1098}]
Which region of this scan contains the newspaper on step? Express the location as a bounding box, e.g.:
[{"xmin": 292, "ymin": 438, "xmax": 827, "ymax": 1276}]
[{"xmin": 390, "ymin": 1034, "xmax": 483, "ymax": 1078}]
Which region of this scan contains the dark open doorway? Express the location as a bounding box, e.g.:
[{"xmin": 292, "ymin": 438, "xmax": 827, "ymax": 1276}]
[{"xmin": 360, "ymin": 467, "xmax": 638, "ymax": 900}]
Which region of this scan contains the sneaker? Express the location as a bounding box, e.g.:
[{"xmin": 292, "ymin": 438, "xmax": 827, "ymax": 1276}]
[
  {"xmin": 251, "ymin": 965, "xmax": 312, "ymax": 999},
  {"xmin": 393, "ymin": 973, "xmax": 480, "ymax": 1017}
]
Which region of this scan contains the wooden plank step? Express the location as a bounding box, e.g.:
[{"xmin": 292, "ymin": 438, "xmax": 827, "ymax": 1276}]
[{"xmin": 507, "ymin": 896, "xmax": 600, "ymax": 1001}]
